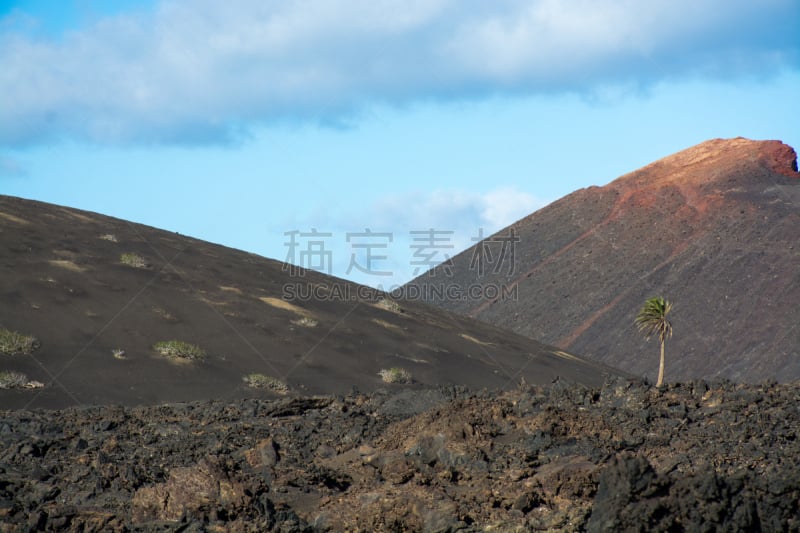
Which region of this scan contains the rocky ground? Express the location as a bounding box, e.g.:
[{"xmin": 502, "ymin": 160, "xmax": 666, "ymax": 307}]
[{"xmin": 2, "ymin": 377, "xmax": 799, "ymax": 532}]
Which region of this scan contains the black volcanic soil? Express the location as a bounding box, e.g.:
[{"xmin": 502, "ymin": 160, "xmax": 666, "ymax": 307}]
[
  {"xmin": 0, "ymin": 195, "xmax": 620, "ymax": 409},
  {"xmin": 2, "ymin": 378, "xmax": 799, "ymax": 531},
  {"xmin": 409, "ymin": 138, "xmax": 800, "ymax": 383}
]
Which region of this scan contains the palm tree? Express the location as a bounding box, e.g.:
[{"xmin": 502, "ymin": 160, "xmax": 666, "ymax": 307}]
[{"xmin": 635, "ymin": 296, "xmax": 673, "ymax": 387}]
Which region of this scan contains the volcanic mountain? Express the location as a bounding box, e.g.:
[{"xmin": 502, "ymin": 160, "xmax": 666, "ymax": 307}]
[
  {"xmin": 408, "ymin": 138, "xmax": 800, "ymax": 382},
  {"xmin": 0, "ymin": 195, "xmax": 620, "ymax": 409}
]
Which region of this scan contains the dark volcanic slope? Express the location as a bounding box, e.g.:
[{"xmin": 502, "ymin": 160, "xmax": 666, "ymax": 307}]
[
  {"xmin": 409, "ymin": 138, "xmax": 800, "ymax": 382},
  {"xmin": 0, "ymin": 196, "xmax": 619, "ymax": 409}
]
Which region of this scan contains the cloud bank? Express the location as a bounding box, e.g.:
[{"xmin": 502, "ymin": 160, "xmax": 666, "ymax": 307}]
[
  {"xmin": 363, "ymin": 187, "xmax": 544, "ymax": 235},
  {"xmin": 304, "ymin": 186, "xmax": 545, "ymax": 286},
  {"xmin": 1, "ymin": 0, "xmax": 798, "ymax": 146}
]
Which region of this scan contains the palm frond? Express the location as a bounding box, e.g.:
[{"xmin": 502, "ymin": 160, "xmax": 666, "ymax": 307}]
[{"xmin": 634, "ymin": 296, "xmax": 673, "ymax": 342}]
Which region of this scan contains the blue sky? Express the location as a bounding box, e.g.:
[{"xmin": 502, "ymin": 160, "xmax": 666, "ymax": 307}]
[{"xmin": 1, "ymin": 0, "xmax": 799, "ymax": 288}]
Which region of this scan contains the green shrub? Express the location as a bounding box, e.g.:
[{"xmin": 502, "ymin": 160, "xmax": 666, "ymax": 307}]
[
  {"xmin": 0, "ymin": 370, "xmax": 30, "ymax": 389},
  {"xmin": 379, "ymin": 367, "xmax": 412, "ymax": 384},
  {"xmin": 0, "ymin": 329, "xmax": 40, "ymax": 355},
  {"xmin": 153, "ymin": 340, "xmax": 206, "ymax": 361},
  {"xmin": 120, "ymin": 252, "xmax": 148, "ymax": 268},
  {"xmin": 293, "ymin": 317, "xmax": 318, "ymax": 328},
  {"xmin": 376, "ymin": 298, "xmax": 402, "ymax": 313},
  {"xmin": 244, "ymin": 373, "xmax": 289, "ymax": 393}
]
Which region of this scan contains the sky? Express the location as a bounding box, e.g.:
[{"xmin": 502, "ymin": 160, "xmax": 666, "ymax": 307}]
[{"xmin": 1, "ymin": 0, "xmax": 799, "ymax": 288}]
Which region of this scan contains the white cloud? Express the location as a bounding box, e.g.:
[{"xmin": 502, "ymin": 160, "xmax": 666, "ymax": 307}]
[
  {"xmin": 480, "ymin": 187, "xmax": 542, "ymax": 229},
  {"xmin": 300, "ymin": 186, "xmax": 546, "ymax": 286},
  {"xmin": 361, "ymin": 187, "xmax": 544, "ymax": 234},
  {"xmin": 1, "ymin": 0, "xmax": 797, "ymax": 145}
]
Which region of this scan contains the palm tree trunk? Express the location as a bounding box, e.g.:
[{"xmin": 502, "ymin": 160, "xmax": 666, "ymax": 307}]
[{"xmin": 656, "ymin": 340, "xmax": 665, "ymax": 387}]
